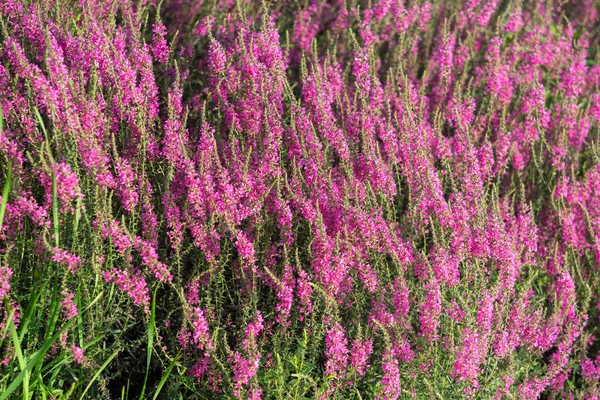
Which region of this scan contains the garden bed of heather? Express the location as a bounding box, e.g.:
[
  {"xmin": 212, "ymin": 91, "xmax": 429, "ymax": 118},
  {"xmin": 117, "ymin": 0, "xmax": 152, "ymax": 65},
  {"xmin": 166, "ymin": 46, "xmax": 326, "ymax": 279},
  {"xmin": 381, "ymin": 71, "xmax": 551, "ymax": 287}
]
[{"xmin": 1, "ymin": 0, "xmax": 600, "ymax": 398}]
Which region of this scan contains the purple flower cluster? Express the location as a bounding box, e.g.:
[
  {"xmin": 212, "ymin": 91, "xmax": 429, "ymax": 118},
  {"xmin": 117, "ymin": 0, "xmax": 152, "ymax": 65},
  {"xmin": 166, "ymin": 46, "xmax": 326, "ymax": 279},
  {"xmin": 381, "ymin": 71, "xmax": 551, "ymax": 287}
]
[{"xmin": 1, "ymin": 0, "xmax": 600, "ymax": 398}]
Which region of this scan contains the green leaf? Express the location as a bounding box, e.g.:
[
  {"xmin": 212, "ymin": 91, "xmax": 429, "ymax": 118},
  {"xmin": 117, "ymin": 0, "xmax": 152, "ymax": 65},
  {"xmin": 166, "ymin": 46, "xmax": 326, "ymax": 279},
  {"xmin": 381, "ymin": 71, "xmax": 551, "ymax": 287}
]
[
  {"xmin": 0, "ymin": 317, "xmax": 76, "ymax": 400},
  {"xmin": 79, "ymin": 347, "xmax": 120, "ymax": 400},
  {"xmin": 8, "ymin": 310, "xmax": 30, "ymax": 400},
  {"xmin": 0, "ymin": 162, "xmax": 11, "ymax": 232},
  {"xmin": 139, "ymin": 286, "xmax": 158, "ymax": 400},
  {"xmin": 152, "ymin": 352, "xmax": 180, "ymax": 400}
]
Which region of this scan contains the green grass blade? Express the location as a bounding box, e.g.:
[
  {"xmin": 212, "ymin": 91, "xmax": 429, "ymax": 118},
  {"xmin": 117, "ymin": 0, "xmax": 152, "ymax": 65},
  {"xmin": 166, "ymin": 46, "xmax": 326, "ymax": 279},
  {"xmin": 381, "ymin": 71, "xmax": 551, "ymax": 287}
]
[
  {"xmin": 81, "ymin": 292, "xmax": 103, "ymax": 314},
  {"xmin": 82, "ymin": 334, "xmax": 105, "ymax": 350},
  {"xmin": 33, "ymin": 107, "xmax": 49, "ymax": 144},
  {"xmin": 139, "ymin": 286, "xmax": 158, "ymax": 400},
  {"xmin": 72, "ymin": 196, "xmax": 82, "ymax": 248},
  {"xmin": 19, "ymin": 270, "xmax": 44, "ymax": 342},
  {"xmin": 152, "ymin": 352, "xmax": 180, "ymax": 400},
  {"xmin": 0, "ymin": 318, "xmax": 76, "ymax": 400},
  {"xmin": 79, "ymin": 347, "xmax": 120, "ymax": 400},
  {"xmin": 76, "ymin": 286, "xmax": 84, "ymax": 348},
  {"xmin": 8, "ymin": 310, "xmax": 29, "ymax": 400},
  {"xmin": 0, "ymin": 163, "xmax": 12, "ymax": 232},
  {"xmin": 42, "ymin": 274, "xmax": 61, "ymax": 345},
  {"xmin": 34, "ymin": 106, "xmax": 59, "ymax": 247},
  {"xmin": 35, "ymin": 274, "xmax": 62, "ymax": 381},
  {"xmin": 0, "ymin": 307, "xmax": 14, "ymax": 347}
]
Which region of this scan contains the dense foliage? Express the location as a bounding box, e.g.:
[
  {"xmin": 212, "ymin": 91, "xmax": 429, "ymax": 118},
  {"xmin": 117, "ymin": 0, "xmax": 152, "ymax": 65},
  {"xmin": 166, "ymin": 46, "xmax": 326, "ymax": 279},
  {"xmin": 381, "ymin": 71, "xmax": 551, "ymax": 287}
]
[{"xmin": 1, "ymin": 0, "xmax": 600, "ymax": 398}]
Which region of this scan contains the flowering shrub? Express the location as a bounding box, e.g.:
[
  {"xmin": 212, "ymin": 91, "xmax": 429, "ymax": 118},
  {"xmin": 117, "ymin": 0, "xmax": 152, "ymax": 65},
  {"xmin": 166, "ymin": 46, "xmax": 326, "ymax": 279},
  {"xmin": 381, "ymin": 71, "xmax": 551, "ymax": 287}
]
[{"xmin": 1, "ymin": 0, "xmax": 600, "ymax": 398}]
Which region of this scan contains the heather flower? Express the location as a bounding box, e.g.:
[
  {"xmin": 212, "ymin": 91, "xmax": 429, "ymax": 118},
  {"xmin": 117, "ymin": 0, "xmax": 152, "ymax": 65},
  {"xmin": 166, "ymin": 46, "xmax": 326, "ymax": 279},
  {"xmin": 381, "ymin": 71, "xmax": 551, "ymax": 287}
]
[
  {"xmin": 350, "ymin": 338, "xmax": 373, "ymax": 376},
  {"xmin": 369, "ymin": 299, "xmax": 395, "ymax": 329},
  {"xmin": 98, "ymin": 218, "xmax": 132, "ymax": 254},
  {"xmin": 1, "ymin": 0, "xmax": 600, "ymax": 398},
  {"xmin": 11, "ymin": 195, "xmax": 50, "ymax": 229},
  {"xmin": 134, "ymin": 238, "xmax": 173, "ymax": 283},
  {"xmin": 392, "ymin": 335, "xmax": 415, "ymax": 364},
  {"xmin": 274, "ymin": 269, "xmax": 294, "ymax": 325},
  {"xmin": 152, "ymin": 22, "xmax": 169, "ymax": 63},
  {"xmin": 446, "ymin": 301, "xmax": 465, "ymax": 323},
  {"xmin": 247, "ymin": 386, "xmax": 262, "ymax": 400},
  {"xmin": 61, "ymin": 291, "xmax": 78, "ymax": 321},
  {"xmin": 232, "ymin": 312, "xmax": 264, "ymax": 398},
  {"xmin": 293, "ymin": 4, "xmax": 321, "ymax": 54},
  {"xmin": 51, "ymin": 162, "xmax": 84, "ymax": 211},
  {"xmin": 431, "ymin": 245, "xmax": 460, "ymax": 286},
  {"xmin": 453, "ymin": 329, "xmax": 485, "ymax": 386},
  {"xmin": 353, "ymin": 48, "xmax": 372, "ymax": 99},
  {"xmin": 191, "ymin": 307, "xmax": 212, "ymax": 350},
  {"xmin": 232, "ymin": 351, "xmax": 261, "ymax": 398},
  {"xmin": 324, "ymin": 323, "xmax": 349, "ymax": 378},
  {"xmin": 114, "ymin": 158, "xmax": 139, "ymax": 212},
  {"xmin": 504, "ymin": 7, "xmax": 523, "ymax": 32},
  {"xmin": 0, "ymin": 266, "xmax": 13, "ymax": 302},
  {"xmin": 296, "ymin": 269, "xmax": 313, "ymax": 318},
  {"xmin": 193, "ymin": 16, "xmax": 214, "ymax": 37},
  {"xmin": 245, "ymin": 311, "xmax": 264, "ymax": 344},
  {"xmin": 438, "ymin": 32, "xmax": 455, "ymax": 83},
  {"xmin": 377, "ymin": 350, "xmax": 400, "ymax": 400},
  {"xmin": 102, "ymin": 268, "xmax": 150, "ymax": 312},
  {"xmin": 419, "ymin": 280, "xmax": 442, "ymax": 342},
  {"xmin": 71, "ymin": 345, "xmax": 84, "ymax": 365},
  {"xmin": 391, "ymin": 279, "xmax": 410, "ymax": 325},
  {"xmin": 52, "ymin": 247, "xmax": 81, "ymax": 274},
  {"xmin": 236, "ymin": 231, "xmax": 256, "ymax": 265},
  {"xmin": 477, "ymin": 292, "xmax": 495, "ymax": 334},
  {"xmin": 485, "ymin": 37, "xmax": 513, "ymax": 105},
  {"xmin": 581, "ymin": 357, "xmax": 600, "ymax": 382},
  {"xmin": 476, "ymin": 0, "xmax": 499, "ymax": 26},
  {"xmin": 189, "ymin": 354, "xmax": 211, "ymax": 379}
]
